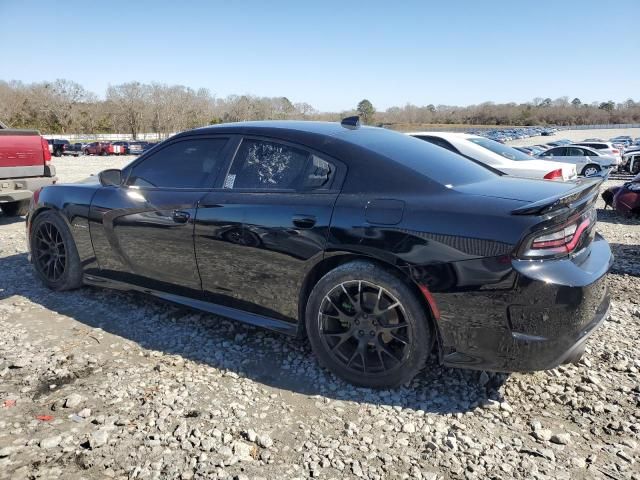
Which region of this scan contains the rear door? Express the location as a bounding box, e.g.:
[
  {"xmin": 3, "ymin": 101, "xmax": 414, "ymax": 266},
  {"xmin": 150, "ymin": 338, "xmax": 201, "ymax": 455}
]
[
  {"xmin": 195, "ymin": 136, "xmax": 343, "ymax": 322},
  {"xmin": 89, "ymin": 135, "xmax": 232, "ymax": 291}
]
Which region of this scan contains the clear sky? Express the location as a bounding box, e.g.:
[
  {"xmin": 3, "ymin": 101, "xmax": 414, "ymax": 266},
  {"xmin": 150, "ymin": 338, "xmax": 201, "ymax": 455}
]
[{"xmin": 1, "ymin": 0, "xmax": 638, "ymax": 112}]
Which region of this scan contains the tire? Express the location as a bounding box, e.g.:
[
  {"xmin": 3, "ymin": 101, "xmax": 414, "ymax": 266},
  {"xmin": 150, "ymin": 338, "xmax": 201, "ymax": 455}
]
[
  {"xmin": 84, "ymin": 150, "xmax": 89, "ymax": 156},
  {"xmin": 305, "ymin": 261, "xmax": 433, "ymax": 388},
  {"xmin": 54, "ymin": 149, "xmax": 62, "ymax": 157},
  {"xmin": 631, "ymin": 161, "xmax": 640, "ymax": 175},
  {"xmin": 29, "ymin": 210, "xmax": 83, "ymax": 291},
  {"xmin": 582, "ymin": 164, "xmax": 601, "ymax": 177},
  {"xmin": 1, "ymin": 200, "xmax": 30, "ymax": 217}
]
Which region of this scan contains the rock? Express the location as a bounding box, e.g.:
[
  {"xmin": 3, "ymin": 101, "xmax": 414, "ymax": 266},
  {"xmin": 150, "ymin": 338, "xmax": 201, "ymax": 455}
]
[
  {"xmin": 64, "ymin": 393, "xmax": 83, "ymax": 409},
  {"xmin": 402, "ymin": 423, "xmax": 416, "ymax": 434},
  {"xmin": 478, "ymin": 371, "xmax": 489, "ymax": 387},
  {"xmin": 90, "ymin": 429, "xmax": 109, "ymax": 449},
  {"xmin": 40, "ymin": 435, "xmax": 62, "ymax": 449},
  {"xmin": 0, "ymin": 446, "xmax": 15, "ymax": 457},
  {"xmin": 533, "ymin": 430, "xmax": 552, "ymax": 442},
  {"xmin": 245, "ymin": 429, "xmax": 257, "ymax": 443},
  {"xmin": 77, "ymin": 408, "xmax": 92, "ymax": 418},
  {"xmin": 550, "ymin": 433, "xmax": 571, "ymax": 445},
  {"xmin": 10, "ymin": 358, "xmax": 28, "ymax": 368},
  {"xmin": 231, "ymin": 441, "xmax": 254, "ymax": 461},
  {"xmin": 256, "ymin": 434, "xmax": 273, "ymax": 448}
]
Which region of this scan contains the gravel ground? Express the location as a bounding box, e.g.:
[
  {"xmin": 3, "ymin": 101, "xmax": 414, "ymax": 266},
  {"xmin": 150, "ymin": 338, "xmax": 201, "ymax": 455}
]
[{"xmin": 0, "ymin": 153, "xmax": 639, "ymax": 480}]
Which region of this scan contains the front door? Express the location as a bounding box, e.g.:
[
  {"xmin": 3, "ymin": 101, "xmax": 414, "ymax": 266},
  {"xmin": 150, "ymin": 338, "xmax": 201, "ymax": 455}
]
[
  {"xmin": 89, "ymin": 136, "xmax": 232, "ymax": 291},
  {"xmin": 195, "ymin": 137, "xmax": 342, "ymax": 322}
]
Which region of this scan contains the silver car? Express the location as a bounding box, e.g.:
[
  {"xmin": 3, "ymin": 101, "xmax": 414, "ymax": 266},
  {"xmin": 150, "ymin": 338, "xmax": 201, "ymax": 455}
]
[{"xmin": 537, "ymin": 145, "xmax": 615, "ymax": 177}]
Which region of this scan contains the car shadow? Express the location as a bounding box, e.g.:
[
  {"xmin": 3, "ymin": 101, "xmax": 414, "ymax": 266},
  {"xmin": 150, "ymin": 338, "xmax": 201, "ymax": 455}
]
[
  {"xmin": 0, "ymin": 214, "xmax": 26, "ymax": 226},
  {"xmin": 0, "ymin": 252, "xmax": 508, "ymax": 414},
  {"xmin": 597, "ymin": 208, "xmax": 640, "ymax": 225},
  {"xmin": 608, "ymin": 242, "xmax": 640, "ymax": 278}
]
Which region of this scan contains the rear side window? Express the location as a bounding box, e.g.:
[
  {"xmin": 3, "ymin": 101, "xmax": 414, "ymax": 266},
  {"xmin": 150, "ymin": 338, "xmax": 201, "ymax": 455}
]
[
  {"xmin": 127, "ymin": 138, "xmax": 228, "ymax": 188},
  {"xmin": 414, "ymin": 136, "xmax": 459, "ymax": 154},
  {"xmin": 466, "ymin": 137, "xmax": 532, "ymax": 161},
  {"xmin": 543, "ymin": 147, "xmax": 566, "ymax": 156},
  {"xmin": 225, "ymin": 139, "xmax": 333, "ymax": 191}
]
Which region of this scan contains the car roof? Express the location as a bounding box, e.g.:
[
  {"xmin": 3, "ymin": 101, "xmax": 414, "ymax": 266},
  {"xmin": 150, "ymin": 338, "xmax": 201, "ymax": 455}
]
[{"xmin": 174, "ymin": 121, "xmax": 496, "ymax": 189}]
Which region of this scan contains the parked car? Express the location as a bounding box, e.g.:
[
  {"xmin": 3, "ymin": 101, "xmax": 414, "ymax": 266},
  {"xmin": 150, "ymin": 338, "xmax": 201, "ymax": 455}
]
[
  {"xmin": 620, "ymin": 151, "xmax": 640, "ymax": 175},
  {"xmin": 601, "ymin": 172, "xmax": 640, "ymax": 217},
  {"xmin": 47, "ymin": 139, "xmax": 71, "ymax": 157},
  {"xmin": 538, "ymin": 146, "xmax": 615, "ymax": 177},
  {"xmin": 112, "ymin": 141, "xmax": 130, "ymax": 154},
  {"xmin": 63, "ymin": 142, "xmax": 82, "ymax": 157},
  {"xmin": 26, "ymin": 119, "xmax": 612, "ymax": 387},
  {"xmin": 572, "ymin": 142, "xmax": 622, "ymax": 167},
  {"xmin": 0, "ymin": 127, "xmax": 57, "ymax": 216},
  {"xmin": 84, "ymin": 142, "xmax": 114, "ymax": 156},
  {"xmin": 408, "ymin": 132, "xmax": 576, "ymax": 181},
  {"xmin": 610, "ymin": 136, "xmax": 633, "ymax": 146},
  {"xmin": 127, "ymin": 141, "xmax": 147, "ymax": 155}
]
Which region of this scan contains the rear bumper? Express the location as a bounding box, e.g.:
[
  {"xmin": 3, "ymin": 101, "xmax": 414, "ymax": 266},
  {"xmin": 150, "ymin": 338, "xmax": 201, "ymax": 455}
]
[
  {"xmin": 0, "ymin": 176, "xmax": 57, "ymax": 203},
  {"xmin": 433, "ymin": 234, "xmax": 613, "ymax": 372}
]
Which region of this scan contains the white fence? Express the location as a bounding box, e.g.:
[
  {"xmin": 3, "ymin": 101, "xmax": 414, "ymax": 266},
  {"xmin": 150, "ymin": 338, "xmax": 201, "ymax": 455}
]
[{"xmin": 41, "ymin": 132, "xmax": 178, "ymax": 141}]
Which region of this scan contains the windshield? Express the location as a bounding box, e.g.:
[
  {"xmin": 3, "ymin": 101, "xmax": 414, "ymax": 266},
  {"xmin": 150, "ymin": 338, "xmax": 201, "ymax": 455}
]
[{"xmin": 467, "ymin": 137, "xmax": 533, "ymax": 161}]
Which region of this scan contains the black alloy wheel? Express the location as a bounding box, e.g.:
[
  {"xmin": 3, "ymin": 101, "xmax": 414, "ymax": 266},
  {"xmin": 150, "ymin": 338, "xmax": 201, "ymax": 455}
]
[
  {"xmin": 318, "ymin": 280, "xmax": 411, "ymax": 375},
  {"xmin": 30, "ymin": 211, "xmax": 83, "ymax": 291},
  {"xmin": 33, "ymin": 220, "xmax": 67, "ymax": 282},
  {"xmin": 306, "ymin": 261, "xmax": 433, "ymax": 388}
]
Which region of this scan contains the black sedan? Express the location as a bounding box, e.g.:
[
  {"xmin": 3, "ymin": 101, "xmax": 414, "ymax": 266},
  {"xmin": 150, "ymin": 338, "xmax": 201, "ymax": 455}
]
[{"xmin": 26, "ymin": 119, "xmax": 612, "ymax": 388}]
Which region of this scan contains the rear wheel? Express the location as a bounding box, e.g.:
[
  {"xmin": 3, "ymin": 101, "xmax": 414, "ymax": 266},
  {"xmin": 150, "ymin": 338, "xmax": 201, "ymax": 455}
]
[
  {"xmin": 1, "ymin": 200, "xmax": 30, "ymax": 217},
  {"xmin": 306, "ymin": 261, "xmax": 433, "ymax": 388},
  {"xmin": 30, "ymin": 211, "xmax": 83, "ymax": 291},
  {"xmin": 582, "ymin": 164, "xmax": 601, "ymax": 177}
]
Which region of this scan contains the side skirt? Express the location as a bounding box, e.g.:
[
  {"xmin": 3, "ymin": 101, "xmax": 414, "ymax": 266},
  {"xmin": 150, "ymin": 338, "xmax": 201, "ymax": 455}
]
[{"xmin": 83, "ymin": 274, "xmax": 299, "ymax": 336}]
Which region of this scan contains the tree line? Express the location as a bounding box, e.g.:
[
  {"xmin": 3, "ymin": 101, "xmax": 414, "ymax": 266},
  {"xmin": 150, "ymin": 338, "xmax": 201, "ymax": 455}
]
[{"xmin": 0, "ymin": 79, "xmax": 638, "ymax": 138}]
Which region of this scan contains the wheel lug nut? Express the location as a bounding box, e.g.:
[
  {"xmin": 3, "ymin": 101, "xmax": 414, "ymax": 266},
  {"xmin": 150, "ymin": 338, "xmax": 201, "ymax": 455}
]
[
  {"xmin": 358, "ymin": 330, "xmax": 364, "ymax": 336},
  {"xmin": 369, "ymin": 331, "xmax": 375, "ymax": 336}
]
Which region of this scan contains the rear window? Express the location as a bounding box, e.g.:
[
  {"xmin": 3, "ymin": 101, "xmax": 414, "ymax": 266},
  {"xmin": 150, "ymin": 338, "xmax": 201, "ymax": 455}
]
[
  {"xmin": 467, "ymin": 137, "xmax": 533, "ymax": 161},
  {"xmin": 339, "ymin": 128, "xmax": 496, "ymax": 186}
]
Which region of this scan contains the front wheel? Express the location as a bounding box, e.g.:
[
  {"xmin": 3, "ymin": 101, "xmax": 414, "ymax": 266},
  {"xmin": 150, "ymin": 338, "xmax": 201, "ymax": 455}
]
[
  {"xmin": 306, "ymin": 261, "xmax": 433, "ymax": 388},
  {"xmin": 582, "ymin": 164, "xmax": 601, "ymax": 177},
  {"xmin": 30, "ymin": 211, "xmax": 83, "ymax": 291}
]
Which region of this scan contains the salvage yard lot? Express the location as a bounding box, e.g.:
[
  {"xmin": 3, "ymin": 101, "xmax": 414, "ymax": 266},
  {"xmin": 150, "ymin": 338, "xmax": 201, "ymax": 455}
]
[{"xmin": 1, "ymin": 152, "xmax": 639, "ymax": 479}]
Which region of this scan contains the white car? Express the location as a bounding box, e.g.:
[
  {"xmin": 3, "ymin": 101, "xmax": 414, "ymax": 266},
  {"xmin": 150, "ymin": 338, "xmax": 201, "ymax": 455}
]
[
  {"xmin": 407, "ymin": 132, "xmax": 577, "ymax": 181},
  {"xmin": 572, "ymin": 141, "xmax": 622, "ymax": 166},
  {"xmin": 538, "ymin": 146, "xmax": 616, "ymax": 177}
]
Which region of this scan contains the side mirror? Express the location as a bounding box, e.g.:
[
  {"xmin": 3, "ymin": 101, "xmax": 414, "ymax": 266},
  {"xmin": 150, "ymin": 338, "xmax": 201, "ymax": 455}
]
[{"xmin": 99, "ymin": 169, "xmax": 122, "ymax": 187}]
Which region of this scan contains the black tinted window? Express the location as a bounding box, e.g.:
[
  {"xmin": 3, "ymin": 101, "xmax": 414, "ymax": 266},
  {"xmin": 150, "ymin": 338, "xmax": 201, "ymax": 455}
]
[
  {"xmin": 567, "ymin": 147, "xmax": 586, "ymax": 156},
  {"xmin": 225, "ymin": 139, "xmax": 310, "ymax": 190},
  {"xmin": 415, "ymin": 136, "xmax": 459, "ymax": 153},
  {"xmin": 128, "ymin": 138, "xmax": 228, "ymax": 188}
]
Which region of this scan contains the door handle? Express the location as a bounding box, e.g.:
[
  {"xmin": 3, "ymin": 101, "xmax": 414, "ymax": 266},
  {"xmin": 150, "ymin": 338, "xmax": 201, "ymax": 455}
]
[
  {"xmin": 172, "ymin": 210, "xmax": 191, "ymax": 224},
  {"xmin": 292, "ymin": 215, "xmax": 316, "ymax": 229}
]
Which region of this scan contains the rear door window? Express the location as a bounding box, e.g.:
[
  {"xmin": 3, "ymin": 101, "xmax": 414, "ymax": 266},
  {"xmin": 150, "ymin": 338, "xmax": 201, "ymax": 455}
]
[{"xmin": 224, "ymin": 138, "xmax": 334, "ymax": 191}]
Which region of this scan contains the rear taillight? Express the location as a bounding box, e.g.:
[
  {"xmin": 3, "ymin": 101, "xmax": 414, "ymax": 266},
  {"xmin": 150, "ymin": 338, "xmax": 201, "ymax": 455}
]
[
  {"xmin": 41, "ymin": 137, "xmax": 52, "ymax": 162},
  {"xmin": 521, "ymin": 209, "xmax": 596, "ymax": 258},
  {"xmin": 543, "ymin": 169, "xmax": 563, "ymax": 180}
]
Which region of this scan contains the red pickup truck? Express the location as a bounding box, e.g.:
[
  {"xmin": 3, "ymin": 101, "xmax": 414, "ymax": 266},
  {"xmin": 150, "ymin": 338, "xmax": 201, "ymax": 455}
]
[{"xmin": 0, "ymin": 127, "xmax": 57, "ymax": 216}]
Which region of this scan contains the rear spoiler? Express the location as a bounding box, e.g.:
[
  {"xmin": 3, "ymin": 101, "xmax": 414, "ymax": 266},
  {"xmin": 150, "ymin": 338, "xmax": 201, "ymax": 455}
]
[
  {"xmin": 511, "ymin": 178, "xmax": 602, "ymax": 216},
  {"xmin": 0, "ymin": 129, "xmax": 41, "ymax": 136}
]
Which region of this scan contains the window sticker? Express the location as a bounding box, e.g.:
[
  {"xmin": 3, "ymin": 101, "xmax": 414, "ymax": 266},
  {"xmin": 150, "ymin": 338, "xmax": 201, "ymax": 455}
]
[{"xmin": 224, "ymin": 174, "xmax": 236, "ymax": 189}]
